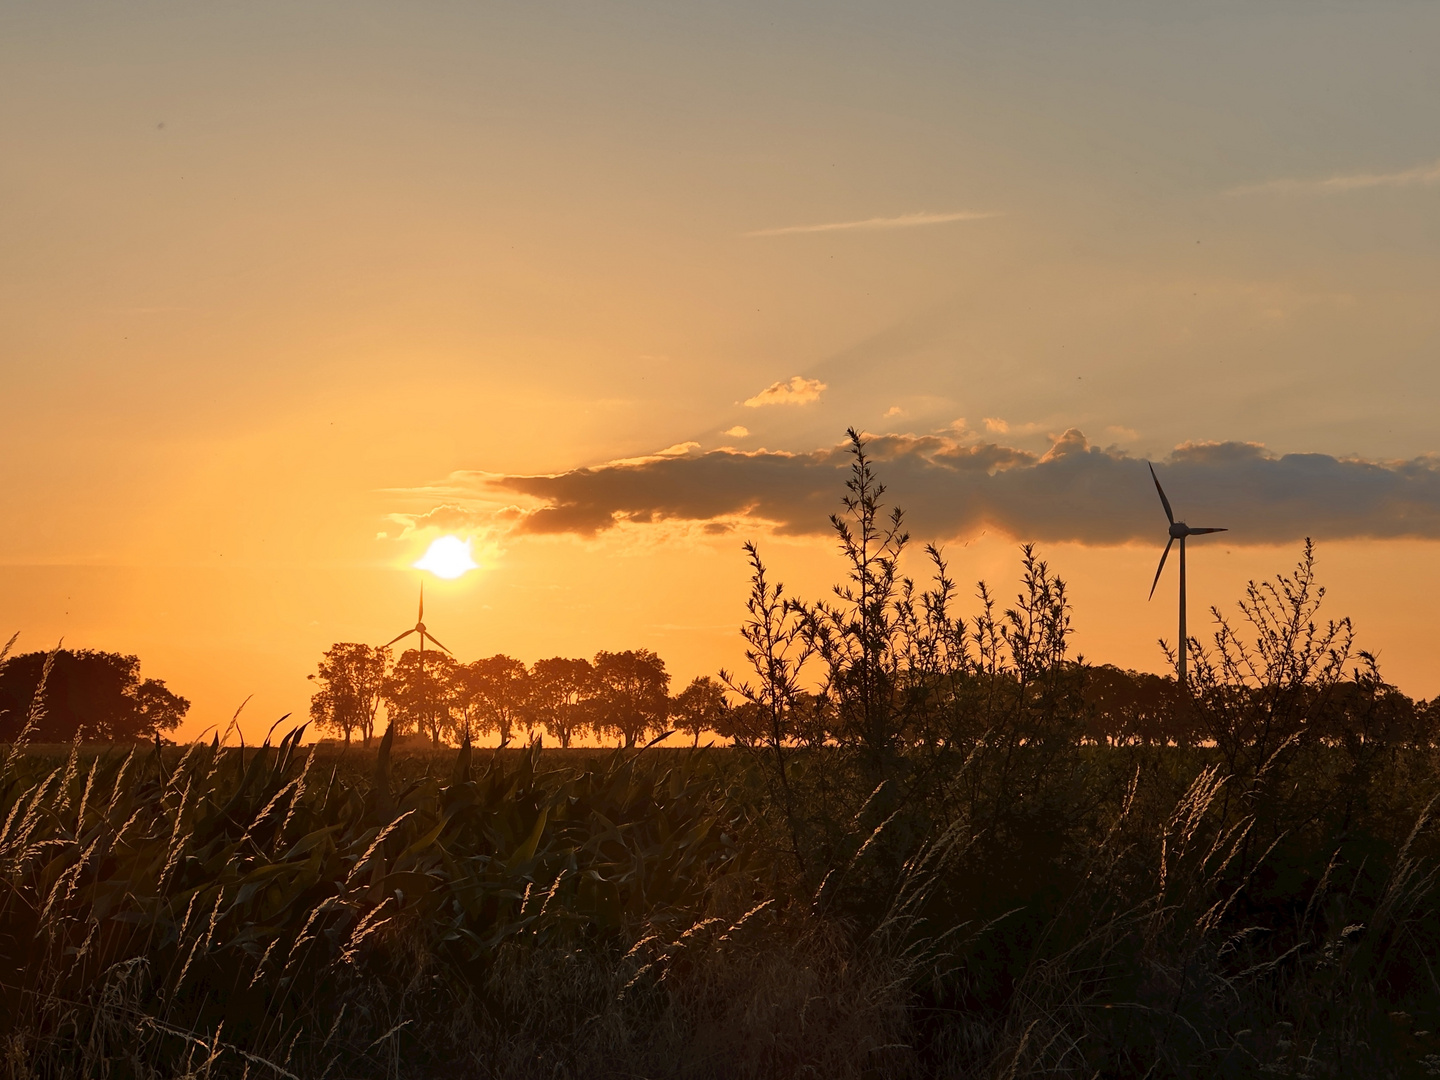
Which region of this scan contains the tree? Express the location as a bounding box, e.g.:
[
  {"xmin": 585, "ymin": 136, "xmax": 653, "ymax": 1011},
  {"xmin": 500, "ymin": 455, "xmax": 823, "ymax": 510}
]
[
  {"xmin": 384, "ymin": 649, "xmax": 460, "ymax": 745},
  {"xmin": 0, "ymin": 649, "xmax": 188, "ymax": 742},
  {"xmin": 309, "ymin": 643, "xmax": 389, "ymax": 746},
  {"xmin": 133, "ymin": 677, "xmax": 190, "ymax": 737},
  {"xmin": 713, "ymin": 699, "xmax": 764, "ymax": 747},
  {"xmin": 527, "ymin": 657, "xmax": 595, "ymax": 747},
  {"xmin": 592, "ymin": 649, "xmax": 671, "ymax": 747},
  {"xmin": 1082, "ymin": 665, "xmax": 1186, "ymax": 747},
  {"xmin": 459, "ymin": 655, "xmax": 530, "ymax": 745},
  {"xmin": 672, "ymin": 675, "xmax": 729, "ymax": 746}
]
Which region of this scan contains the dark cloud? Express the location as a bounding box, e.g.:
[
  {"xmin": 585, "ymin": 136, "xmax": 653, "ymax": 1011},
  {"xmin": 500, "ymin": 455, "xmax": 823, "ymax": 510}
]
[{"xmin": 416, "ymin": 431, "xmax": 1440, "ymax": 546}]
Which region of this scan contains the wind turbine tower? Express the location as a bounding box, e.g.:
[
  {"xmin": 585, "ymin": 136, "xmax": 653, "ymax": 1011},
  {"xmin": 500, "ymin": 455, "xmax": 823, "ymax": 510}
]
[
  {"xmin": 1147, "ymin": 463, "xmax": 1228, "ymax": 690},
  {"xmin": 383, "ymin": 581, "xmax": 455, "ymax": 737}
]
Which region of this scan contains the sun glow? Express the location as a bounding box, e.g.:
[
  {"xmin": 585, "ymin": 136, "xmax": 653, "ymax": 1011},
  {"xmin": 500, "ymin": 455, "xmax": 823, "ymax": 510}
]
[{"xmin": 413, "ymin": 535, "xmax": 479, "ymax": 579}]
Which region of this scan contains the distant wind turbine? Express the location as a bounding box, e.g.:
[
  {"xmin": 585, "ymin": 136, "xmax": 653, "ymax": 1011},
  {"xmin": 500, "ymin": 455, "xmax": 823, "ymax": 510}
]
[
  {"xmin": 1147, "ymin": 463, "xmax": 1227, "ymax": 690},
  {"xmin": 382, "ymin": 581, "xmax": 455, "ymax": 741},
  {"xmin": 383, "ymin": 580, "xmax": 455, "ymax": 659}
]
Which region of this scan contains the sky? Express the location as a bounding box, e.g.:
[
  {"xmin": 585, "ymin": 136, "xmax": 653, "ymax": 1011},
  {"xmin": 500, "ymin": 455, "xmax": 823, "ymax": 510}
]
[{"xmin": 2, "ymin": 0, "xmax": 1439, "ymax": 739}]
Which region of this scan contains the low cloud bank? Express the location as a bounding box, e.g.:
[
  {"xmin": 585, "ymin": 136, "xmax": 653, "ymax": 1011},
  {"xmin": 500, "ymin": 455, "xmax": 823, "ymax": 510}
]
[{"xmin": 394, "ymin": 430, "xmax": 1440, "ymax": 546}]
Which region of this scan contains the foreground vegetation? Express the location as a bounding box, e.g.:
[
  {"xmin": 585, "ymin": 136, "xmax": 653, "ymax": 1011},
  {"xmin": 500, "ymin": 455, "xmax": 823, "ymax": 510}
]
[
  {"xmin": 5, "ymin": 433, "xmax": 1440, "ymax": 1078},
  {"xmin": 3, "ymin": 730, "xmax": 1438, "ymax": 1078}
]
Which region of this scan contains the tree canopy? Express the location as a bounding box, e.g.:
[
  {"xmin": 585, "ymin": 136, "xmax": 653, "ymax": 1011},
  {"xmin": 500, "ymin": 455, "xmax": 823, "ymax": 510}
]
[
  {"xmin": 309, "ymin": 645, "xmax": 691, "ymax": 747},
  {"xmin": 308, "ymin": 643, "xmax": 389, "ymax": 746},
  {"xmin": 591, "ymin": 649, "xmax": 672, "ymax": 748},
  {"xmin": 0, "ymin": 649, "xmax": 189, "ymax": 742},
  {"xmin": 383, "ymin": 649, "xmax": 460, "ymax": 746},
  {"xmin": 672, "ymin": 675, "xmax": 729, "ymax": 746}
]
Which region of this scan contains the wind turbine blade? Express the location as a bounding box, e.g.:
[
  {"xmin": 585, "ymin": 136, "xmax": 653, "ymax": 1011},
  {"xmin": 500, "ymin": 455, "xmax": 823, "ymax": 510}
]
[
  {"xmin": 383, "ymin": 629, "xmax": 417, "ymax": 648},
  {"xmin": 422, "ymin": 632, "xmax": 455, "ymax": 656},
  {"xmin": 418, "ymin": 581, "xmax": 424, "ymax": 622},
  {"xmin": 1148, "ymin": 463, "xmax": 1175, "ymax": 525},
  {"xmin": 1187, "ymin": 527, "xmax": 1227, "ymax": 535},
  {"xmin": 1148, "ymin": 537, "xmax": 1174, "ymax": 601}
]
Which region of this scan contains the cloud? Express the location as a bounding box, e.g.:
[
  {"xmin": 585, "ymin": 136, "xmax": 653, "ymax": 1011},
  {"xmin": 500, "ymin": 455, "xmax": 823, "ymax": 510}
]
[
  {"xmin": 722, "ymin": 426, "xmax": 750, "ymax": 438},
  {"xmin": 746, "ymin": 210, "xmax": 999, "ymax": 237},
  {"xmin": 389, "ymin": 504, "xmax": 488, "ymax": 536},
  {"xmin": 743, "ymin": 376, "xmax": 827, "ymax": 407},
  {"xmin": 984, "ymin": 417, "xmax": 1053, "ymax": 438},
  {"xmin": 602, "ymin": 441, "xmax": 702, "ymax": 467},
  {"xmin": 1229, "ymin": 157, "xmax": 1440, "ymax": 196},
  {"xmin": 390, "ymin": 431, "xmax": 1440, "ymax": 547}
]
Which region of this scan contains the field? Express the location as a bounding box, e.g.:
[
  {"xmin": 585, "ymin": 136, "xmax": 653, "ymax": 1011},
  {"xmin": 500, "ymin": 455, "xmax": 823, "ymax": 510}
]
[{"xmin": 3, "ymin": 723, "xmax": 1440, "ymax": 1079}]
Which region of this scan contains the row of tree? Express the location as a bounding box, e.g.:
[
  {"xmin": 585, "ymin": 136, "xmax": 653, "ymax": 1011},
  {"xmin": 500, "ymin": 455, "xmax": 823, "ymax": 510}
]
[
  {"xmin": 312, "ymin": 596, "xmax": 1439, "ymax": 753},
  {"xmin": 308, "ymin": 644, "xmax": 731, "ymax": 748}
]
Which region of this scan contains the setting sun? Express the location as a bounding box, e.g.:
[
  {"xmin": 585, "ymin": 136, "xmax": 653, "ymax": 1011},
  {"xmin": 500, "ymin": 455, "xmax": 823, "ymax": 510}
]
[{"xmin": 412, "ymin": 535, "xmax": 479, "ymax": 579}]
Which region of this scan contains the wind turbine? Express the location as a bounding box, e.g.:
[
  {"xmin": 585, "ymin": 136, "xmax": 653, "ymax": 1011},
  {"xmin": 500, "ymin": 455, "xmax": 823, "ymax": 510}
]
[
  {"xmin": 1147, "ymin": 463, "xmax": 1227, "ymax": 690},
  {"xmin": 383, "ymin": 580, "xmax": 455, "ymax": 659},
  {"xmin": 383, "ymin": 582, "xmax": 455, "ymax": 739}
]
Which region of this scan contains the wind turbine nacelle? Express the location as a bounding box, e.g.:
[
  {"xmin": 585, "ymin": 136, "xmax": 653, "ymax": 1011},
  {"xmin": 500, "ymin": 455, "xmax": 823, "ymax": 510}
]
[{"xmin": 1169, "ymin": 522, "xmax": 1190, "ymax": 539}]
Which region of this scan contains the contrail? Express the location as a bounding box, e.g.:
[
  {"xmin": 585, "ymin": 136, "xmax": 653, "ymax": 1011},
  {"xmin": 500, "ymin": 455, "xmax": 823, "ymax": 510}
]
[
  {"xmin": 1228, "ymin": 157, "xmax": 1440, "ymax": 196},
  {"xmin": 746, "ymin": 210, "xmax": 1000, "ymax": 237}
]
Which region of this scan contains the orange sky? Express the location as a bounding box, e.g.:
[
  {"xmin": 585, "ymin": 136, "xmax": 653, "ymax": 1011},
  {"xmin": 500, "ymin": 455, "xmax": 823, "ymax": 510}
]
[{"xmin": 3, "ymin": 2, "xmax": 1439, "ymax": 740}]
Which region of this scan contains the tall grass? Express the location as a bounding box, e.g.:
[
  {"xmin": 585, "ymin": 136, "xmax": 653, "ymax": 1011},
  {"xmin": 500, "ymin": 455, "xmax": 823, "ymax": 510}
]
[
  {"xmin": 0, "ymin": 722, "xmax": 927, "ymax": 1079},
  {"xmin": 5, "ymin": 731, "xmax": 1437, "ymax": 1076}
]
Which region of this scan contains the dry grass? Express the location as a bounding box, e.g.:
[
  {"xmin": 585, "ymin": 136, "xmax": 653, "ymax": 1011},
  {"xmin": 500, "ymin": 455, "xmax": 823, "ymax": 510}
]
[
  {"xmin": 3, "ymin": 724, "xmax": 1439, "ymax": 1078},
  {"xmin": 0, "ymin": 725, "xmax": 926, "ymax": 1079}
]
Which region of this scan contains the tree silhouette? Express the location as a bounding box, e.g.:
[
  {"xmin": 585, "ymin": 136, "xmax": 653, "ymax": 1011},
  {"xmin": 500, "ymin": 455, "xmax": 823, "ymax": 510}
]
[
  {"xmin": 0, "ymin": 649, "xmax": 188, "ymax": 742},
  {"xmin": 384, "ymin": 649, "xmax": 460, "ymax": 745},
  {"xmin": 672, "ymin": 675, "xmax": 728, "ymax": 746},
  {"xmin": 309, "ymin": 643, "xmax": 390, "ymax": 746},
  {"xmin": 1081, "ymin": 664, "xmax": 1185, "ymax": 746},
  {"xmin": 527, "ymin": 656, "xmax": 595, "ymax": 747},
  {"xmin": 459, "ymin": 655, "xmax": 529, "ymax": 745},
  {"xmin": 592, "ymin": 649, "xmax": 671, "ymax": 748}
]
